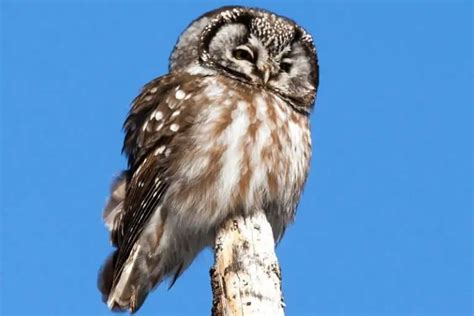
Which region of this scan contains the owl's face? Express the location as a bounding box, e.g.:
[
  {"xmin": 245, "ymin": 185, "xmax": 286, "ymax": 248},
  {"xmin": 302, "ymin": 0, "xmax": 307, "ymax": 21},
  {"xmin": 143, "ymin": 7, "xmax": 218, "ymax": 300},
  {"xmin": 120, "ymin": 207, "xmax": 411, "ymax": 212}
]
[{"xmin": 170, "ymin": 7, "xmax": 319, "ymax": 113}]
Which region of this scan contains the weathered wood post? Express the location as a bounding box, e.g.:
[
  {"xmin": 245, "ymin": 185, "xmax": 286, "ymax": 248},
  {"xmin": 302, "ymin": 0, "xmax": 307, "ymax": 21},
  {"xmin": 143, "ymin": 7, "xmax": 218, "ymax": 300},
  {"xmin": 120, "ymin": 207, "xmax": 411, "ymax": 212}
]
[{"xmin": 210, "ymin": 210, "xmax": 285, "ymax": 316}]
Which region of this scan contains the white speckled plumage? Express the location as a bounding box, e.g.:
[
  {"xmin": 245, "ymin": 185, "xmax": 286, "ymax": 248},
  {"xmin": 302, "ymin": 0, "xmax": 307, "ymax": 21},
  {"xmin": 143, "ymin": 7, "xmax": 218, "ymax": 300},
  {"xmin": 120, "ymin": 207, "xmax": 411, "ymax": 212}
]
[{"xmin": 99, "ymin": 5, "xmax": 318, "ymax": 313}]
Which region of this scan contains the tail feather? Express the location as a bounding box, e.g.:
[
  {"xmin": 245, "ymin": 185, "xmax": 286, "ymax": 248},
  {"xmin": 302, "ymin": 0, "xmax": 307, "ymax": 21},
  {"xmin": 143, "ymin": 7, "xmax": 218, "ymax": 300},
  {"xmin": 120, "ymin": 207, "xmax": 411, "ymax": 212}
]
[
  {"xmin": 101, "ymin": 244, "xmax": 152, "ymax": 313},
  {"xmin": 99, "ymin": 173, "xmax": 203, "ymax": 312},
  {"xmin": 99, "ymin": 208, "xmax": 166, "ymax": 313}
]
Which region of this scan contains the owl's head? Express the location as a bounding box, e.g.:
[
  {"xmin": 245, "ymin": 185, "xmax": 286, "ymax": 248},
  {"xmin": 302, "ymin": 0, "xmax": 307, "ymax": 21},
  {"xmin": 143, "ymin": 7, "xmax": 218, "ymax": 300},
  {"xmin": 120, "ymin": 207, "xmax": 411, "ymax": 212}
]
[{"xmin": 170, "ymin": 6, "xmax": 319, "ymax": 113}]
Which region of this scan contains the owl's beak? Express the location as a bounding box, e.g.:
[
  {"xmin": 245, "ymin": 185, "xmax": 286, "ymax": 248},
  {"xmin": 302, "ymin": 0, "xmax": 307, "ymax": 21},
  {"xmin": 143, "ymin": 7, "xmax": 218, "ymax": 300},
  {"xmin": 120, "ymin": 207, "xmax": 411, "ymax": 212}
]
[
  {"xmin": 262, "ymin": 69, "xmax": 271, "ymax": 85},
  {"xmin": 258, "ymin": 62, "xmax": 276, "ymax": 85},
  {"xmin": 257, "ymin": 59, "xmax": 278, "ymax": 86}
]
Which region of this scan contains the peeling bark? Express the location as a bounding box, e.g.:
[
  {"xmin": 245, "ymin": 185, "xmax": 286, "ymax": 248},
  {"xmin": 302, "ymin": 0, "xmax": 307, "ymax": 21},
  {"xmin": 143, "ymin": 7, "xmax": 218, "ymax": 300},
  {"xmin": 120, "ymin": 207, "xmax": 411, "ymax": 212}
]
[{"xmin": 211, "ymin": 210, "xmax": 285, "ymax": 316}]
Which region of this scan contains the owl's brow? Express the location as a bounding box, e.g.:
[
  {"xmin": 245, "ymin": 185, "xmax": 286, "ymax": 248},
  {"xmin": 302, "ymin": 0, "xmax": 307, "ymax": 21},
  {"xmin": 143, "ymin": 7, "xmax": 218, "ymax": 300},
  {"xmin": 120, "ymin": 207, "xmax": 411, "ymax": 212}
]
[{"xmin": 199, "ymin": 9, "xmax": 253, "ymax": 65}]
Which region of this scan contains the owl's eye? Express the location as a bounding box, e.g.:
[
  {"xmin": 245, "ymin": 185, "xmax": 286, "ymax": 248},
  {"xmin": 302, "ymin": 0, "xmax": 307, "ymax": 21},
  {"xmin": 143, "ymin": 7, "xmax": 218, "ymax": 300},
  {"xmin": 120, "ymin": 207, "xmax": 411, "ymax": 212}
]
[
  {"xmin": 280, "ymin": 60, "xmax": 293, "ymax": 73},
  {"xmin": 233, "ymin": 46, "xmax": 255, "ymax": 63}
]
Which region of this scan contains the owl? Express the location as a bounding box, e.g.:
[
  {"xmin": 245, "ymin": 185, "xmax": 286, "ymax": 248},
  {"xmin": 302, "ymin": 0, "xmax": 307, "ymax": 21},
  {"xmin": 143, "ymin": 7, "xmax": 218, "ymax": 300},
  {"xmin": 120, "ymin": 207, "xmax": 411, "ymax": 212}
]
[{"xmin": 98, "ymin": 6, "xmax": 319, "ymax": 313}]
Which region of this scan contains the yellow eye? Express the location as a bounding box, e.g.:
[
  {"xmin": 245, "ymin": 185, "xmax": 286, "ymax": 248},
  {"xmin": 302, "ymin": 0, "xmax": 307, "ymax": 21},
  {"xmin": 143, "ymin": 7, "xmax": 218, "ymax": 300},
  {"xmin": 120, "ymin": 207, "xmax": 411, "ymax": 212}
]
[{"xmin": 233, "ymin": 47, "xmax": 255, "ymax": 62}]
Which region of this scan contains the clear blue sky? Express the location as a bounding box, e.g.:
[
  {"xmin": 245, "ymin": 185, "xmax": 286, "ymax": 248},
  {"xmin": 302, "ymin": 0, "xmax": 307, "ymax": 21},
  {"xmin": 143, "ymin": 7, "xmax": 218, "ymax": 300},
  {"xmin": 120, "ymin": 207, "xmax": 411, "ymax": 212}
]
[{"xmin": 1, "ymin": 1, "xmax": 472, "ymax": 315}]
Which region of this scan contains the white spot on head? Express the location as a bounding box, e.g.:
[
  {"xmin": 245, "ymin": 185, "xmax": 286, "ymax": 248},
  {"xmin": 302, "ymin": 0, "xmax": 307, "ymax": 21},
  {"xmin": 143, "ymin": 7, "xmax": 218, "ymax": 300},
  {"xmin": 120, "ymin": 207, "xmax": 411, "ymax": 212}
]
[
  {"xmin": 156, "ymin": 122, "xmax": 164, "ymax": 131},
  {"xmin": 170, "ymin": 123, "xmax": 180, "ymax": 132},
  {"xmin": 144, "ymin": 95, "xmax": 153, "ymax": 102},
  {"xmin": 175, "ymin": 90, "xmax": 186, "ymax": 100},
  {"xmin": 165, "ymin": 148, "xmax": 172, "ymax": 157},
  {"xmin": 149, "ymin": 87, "xmax": 158, "ymax": 93}
]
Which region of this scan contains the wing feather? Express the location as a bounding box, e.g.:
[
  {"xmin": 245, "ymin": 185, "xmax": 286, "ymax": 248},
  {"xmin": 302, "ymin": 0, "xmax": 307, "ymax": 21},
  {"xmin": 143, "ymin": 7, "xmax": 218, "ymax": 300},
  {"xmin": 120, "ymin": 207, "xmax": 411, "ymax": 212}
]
[{"xmin": 105, "ymin": 73, "xmax": 200, "ymax": 296}]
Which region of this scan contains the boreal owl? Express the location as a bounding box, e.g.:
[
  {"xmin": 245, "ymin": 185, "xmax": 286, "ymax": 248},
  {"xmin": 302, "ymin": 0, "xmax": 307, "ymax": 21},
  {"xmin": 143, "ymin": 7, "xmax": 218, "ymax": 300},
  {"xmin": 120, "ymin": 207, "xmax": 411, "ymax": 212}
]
[{"xmin": 98, "ymin": 5, "xmax": 319, "ymax": 313}]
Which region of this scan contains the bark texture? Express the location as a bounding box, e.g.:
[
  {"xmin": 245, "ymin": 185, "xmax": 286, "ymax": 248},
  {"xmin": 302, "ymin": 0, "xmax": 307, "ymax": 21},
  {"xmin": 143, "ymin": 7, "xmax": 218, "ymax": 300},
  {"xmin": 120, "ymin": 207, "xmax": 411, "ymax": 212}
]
[{"xmin": 211, "ymin": 210, "xmax": 285, "ymax": 316}]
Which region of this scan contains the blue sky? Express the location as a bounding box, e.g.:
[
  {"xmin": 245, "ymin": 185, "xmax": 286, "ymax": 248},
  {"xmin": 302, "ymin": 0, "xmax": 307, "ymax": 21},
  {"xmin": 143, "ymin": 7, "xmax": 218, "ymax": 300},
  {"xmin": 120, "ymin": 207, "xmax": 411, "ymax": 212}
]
[{"xmin": 1, "ymin": 1, "xmax": 472, "ymax": 315}]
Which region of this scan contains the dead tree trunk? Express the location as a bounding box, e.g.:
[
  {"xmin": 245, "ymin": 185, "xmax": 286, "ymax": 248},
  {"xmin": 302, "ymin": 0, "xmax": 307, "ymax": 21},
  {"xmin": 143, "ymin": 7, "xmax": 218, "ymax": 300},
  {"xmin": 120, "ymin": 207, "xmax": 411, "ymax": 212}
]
[{"xmin": 210, "ymin": 210, "xmax": 285, "ymax": 316}]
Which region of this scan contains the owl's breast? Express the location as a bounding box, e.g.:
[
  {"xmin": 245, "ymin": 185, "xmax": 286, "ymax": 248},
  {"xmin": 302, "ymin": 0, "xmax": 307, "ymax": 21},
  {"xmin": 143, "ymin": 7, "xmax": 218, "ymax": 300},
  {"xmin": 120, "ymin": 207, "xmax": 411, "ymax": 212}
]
[{"xmin": 166, "ymin": 77, "xmax": 311, "ymax": 233}]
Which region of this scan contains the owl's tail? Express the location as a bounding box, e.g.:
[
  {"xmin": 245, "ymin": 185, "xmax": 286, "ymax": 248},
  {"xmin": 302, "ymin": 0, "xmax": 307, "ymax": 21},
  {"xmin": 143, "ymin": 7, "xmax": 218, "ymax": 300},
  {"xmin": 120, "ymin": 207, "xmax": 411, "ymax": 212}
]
[
  {"xmin": 100, "ymin": 228, "xmax": 201, "ymax": 313},
  {"xmin": 98, "ymin": 172, "xmax": 201, "ymax": 313},
  {"xmin": 99, "ymin": 211, "xmax": 186, "ymax": 312},
  {"xmin": 99, "ymin": 245, "xmax": 153, "ymax": 313},
  {"xmin": 98, "ymin": 172, "xmax": 154, "ymax": 313},
  {"xmin": 99, "ymin": 235, "xmax": 189, "ymax": 313}
]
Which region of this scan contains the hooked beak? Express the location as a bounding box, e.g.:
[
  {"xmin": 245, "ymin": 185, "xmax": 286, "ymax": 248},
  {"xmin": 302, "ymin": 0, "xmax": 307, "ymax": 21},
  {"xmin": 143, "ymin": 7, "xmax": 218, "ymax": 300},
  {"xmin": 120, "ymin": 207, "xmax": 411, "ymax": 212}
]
[
  {"xmin": 262, "ymin": 68, "xmax": 271, "ymax": 85},
  {"xmin": 258, "ymin": 62, "xmax": 275, "ymax": 85}
]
